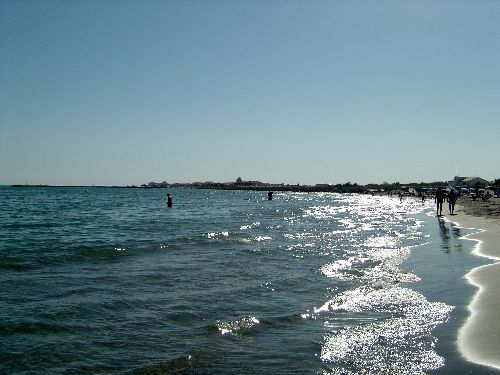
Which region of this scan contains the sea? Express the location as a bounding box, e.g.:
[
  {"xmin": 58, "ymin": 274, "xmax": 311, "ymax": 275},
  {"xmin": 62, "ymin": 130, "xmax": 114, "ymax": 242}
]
[{"xmin": 0, "ymin": 186, "xmax": 497, "ymax": 374}]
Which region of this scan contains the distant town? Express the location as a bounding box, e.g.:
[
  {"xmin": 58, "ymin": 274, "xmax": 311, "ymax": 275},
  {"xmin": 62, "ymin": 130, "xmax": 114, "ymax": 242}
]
[
  {"xmin": 140, "ymin": 178, "xmax": 426, "ymax": 194},
  {"xmin": 141, "ymin": 176, "xmax": 500, "ymax": 195},
  {"xmin": 13, "ymin": 176, "xmax": 499, "ymax": 196}
]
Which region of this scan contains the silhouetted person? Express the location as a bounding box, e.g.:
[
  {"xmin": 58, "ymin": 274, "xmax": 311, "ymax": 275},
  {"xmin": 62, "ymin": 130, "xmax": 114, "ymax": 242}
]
[
  {"xmin": 167, "ymin": 193, "xmax": 173, "ymax": 208},
  {"xmin": 448, "ymin": 188, "xmax": 457, "ymax": 215},
  {"xmin": 268, "ymin": 191, "xmax": 273, "ymax": 200},
  {"xmin": 435, "ymin": 187, "xmax": 445, "ymax": 216}
]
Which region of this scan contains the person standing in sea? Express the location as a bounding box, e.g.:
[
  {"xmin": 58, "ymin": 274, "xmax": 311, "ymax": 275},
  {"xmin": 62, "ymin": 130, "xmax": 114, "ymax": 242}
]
[
  {"xmin": 167, "ymin": 193, "xmax": 173, "ymax": 208},
  {"xmin": 435, "ymin": 187, "xmax": 445, "ymax": 216}
]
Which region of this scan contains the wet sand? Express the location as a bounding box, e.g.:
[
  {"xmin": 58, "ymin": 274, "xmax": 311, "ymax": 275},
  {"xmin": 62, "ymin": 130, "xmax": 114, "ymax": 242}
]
[{"xmin": 448, "ymin": 196, "xmax": 500, "ymax": 370}]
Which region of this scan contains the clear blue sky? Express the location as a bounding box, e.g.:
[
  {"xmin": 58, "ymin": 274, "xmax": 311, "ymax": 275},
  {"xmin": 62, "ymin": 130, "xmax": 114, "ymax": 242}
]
[{"xmin": 1, "ymin": 0, "xmax": 499, "ymax": 186}]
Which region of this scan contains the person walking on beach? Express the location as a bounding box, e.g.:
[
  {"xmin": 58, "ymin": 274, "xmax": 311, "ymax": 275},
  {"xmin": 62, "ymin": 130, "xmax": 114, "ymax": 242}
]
[
  {"xmin": 435, "ymin": 187, "xmax": 445, "ymax": 216},
  {"xmin": 448, "ymin": 188, "xmax": 458, "ymax": 215},
  {"xmin": 167, "ymin": 193, "xmax": 173, "ymax": 208}
]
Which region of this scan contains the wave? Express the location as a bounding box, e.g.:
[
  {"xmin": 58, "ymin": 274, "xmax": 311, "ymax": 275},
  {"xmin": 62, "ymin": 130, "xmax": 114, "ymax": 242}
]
[
  {"xmin": 0, "ymin": 321, "xmax": 71, "ymax": 336},
  {"xmin": 213, "ymin": 316, "xmax": 262, "ymax": 336},
  {"xmin": 0, "ymin": 260, "xmax": 39, "ymax": 271},
  {"xmin": 210, "ymin": 311, "xmax": 308, "ymax": 338},
  {"xmin": 130, "ymin": 351, "xmax": 215, "ymax": 375}
]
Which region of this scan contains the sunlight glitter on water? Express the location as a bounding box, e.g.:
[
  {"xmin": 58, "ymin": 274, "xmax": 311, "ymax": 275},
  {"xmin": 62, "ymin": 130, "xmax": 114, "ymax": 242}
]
[
  {"xmin": 207, "ymin": 231, "xmax": 229, "ymax": 239},
  {"xmin": 295, "ymin": 194, "xmax": 453, "ymax": 373},
  {"xmin": 320, "ymin": 286, "xmax": 453, "ymax": 374}
]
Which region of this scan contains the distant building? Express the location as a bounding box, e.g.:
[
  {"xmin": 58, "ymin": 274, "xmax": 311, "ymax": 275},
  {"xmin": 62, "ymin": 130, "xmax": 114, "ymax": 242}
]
[
  {"xmin": 234, "ymin": 177, "xmax": 266, "ymax": 186},
  {"xmin": 449, "ymin": 176, "xmax": 489, "ymax": 188}
]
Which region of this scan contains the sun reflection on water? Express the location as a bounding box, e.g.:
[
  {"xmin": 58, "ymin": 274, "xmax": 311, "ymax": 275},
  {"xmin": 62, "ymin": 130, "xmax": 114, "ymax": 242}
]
[{"xmin": 287, "ymin": 193, "xmax": 451, "ymax": 373}]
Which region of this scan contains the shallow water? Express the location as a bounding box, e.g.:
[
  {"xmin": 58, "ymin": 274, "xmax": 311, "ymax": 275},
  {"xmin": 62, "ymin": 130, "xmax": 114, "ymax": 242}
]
[{"xmin": 0, "ymin": 187, "xmax": 495, "ymax": 374}]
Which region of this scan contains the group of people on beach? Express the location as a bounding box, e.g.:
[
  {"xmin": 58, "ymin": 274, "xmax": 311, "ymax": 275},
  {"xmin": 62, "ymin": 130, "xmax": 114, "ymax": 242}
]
[{"xmin": 434, "ymin": 187, "xmax": 458, "ymax": 216}]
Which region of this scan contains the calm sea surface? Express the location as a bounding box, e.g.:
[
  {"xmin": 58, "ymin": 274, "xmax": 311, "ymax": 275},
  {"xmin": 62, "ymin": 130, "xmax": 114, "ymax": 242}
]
[{"xmin": 0, "ymin": 187, "xmax": 496, "ymax": 374}]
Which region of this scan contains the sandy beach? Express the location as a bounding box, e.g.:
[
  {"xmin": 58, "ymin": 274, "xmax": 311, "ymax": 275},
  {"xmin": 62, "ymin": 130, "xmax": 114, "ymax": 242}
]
[{"xmin": 447, "ymin": 195, "xmax": 500, "ymax": 370}]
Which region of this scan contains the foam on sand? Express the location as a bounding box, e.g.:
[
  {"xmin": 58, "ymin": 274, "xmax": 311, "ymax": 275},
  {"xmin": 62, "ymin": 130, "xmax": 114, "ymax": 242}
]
[{"xmin": 450, "ymin": 211, "xmax": 500, "ymax": 370}]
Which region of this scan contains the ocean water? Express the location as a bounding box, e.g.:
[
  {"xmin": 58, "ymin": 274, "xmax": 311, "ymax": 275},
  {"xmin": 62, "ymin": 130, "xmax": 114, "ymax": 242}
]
[{"xmin": 0, "ymin": 186, "xmax": 496, "ymax": 374}]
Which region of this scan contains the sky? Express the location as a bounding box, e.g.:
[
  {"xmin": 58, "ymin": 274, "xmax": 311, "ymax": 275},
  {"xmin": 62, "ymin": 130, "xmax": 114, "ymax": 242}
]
[{"xmin": 1, "ymin": 0, "xmax": 499, "ymax": 186}]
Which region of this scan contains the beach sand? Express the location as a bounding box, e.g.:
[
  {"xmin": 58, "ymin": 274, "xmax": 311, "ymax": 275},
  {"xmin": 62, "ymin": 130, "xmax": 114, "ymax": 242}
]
[{"xmin": 448, "ymin": 196, "xmax": 500, "ymax": 370}]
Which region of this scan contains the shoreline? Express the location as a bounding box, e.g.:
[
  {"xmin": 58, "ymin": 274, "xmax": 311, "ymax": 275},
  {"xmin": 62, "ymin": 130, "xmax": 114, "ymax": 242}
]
[{"xmin": 447, "ymin": 197, "xmax": 500, "ymax": 370}]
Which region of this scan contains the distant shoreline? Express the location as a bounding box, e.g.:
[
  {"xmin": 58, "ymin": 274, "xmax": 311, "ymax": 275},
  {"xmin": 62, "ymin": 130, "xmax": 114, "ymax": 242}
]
[
  {"xmin": 9, "ymin": 181, "xmax": 448, "ymax": 195},
  {"xmin": 10, "ymin": 184, "xmax": 143, "ymax": 189},
  {"xmin": 8, "ymin": 183, "xmax": 367, "ymax": 193}
]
